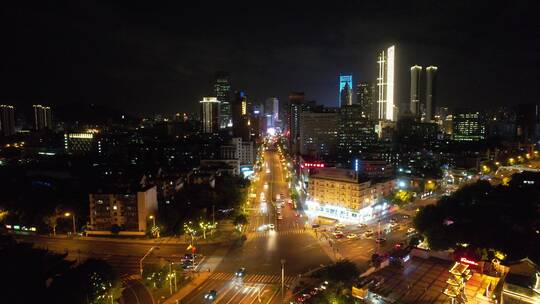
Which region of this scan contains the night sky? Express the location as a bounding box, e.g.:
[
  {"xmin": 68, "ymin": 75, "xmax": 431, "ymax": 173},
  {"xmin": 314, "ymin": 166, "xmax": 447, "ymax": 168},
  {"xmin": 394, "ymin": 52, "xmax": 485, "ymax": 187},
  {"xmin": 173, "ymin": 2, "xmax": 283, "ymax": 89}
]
[{"xmin": 1, "ymin": 1, "xmax": 539, "ymax": 116}]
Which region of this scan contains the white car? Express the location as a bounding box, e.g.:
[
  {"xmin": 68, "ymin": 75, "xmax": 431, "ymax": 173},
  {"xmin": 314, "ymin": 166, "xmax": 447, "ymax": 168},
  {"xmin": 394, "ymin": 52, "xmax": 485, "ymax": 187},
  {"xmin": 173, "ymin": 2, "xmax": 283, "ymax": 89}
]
[
  {"xmin": 346, "ymin": 233, "xmax": 358, "ymax": 239},
  {"xmin": 407, "ymin": 227, "xmax": 416, "ymax": 234},
  {"xmin": 357, "ymin": 223, "xmax": 367, "ymax": 229},
  {"xmin": 335, "ymin": 223, "xmax": 346, "ymax": 229}
]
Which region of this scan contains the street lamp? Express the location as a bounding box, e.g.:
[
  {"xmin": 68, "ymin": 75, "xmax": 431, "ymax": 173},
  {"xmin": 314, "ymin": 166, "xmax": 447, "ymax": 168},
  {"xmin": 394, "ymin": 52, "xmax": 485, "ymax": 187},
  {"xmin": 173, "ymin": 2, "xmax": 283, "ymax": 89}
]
[
  {"xmin": 64, "ymin": 212, "xmax": 76, "ymax": 235},
  {"xmin": 140, "ymin": 246, "xmax": 157, "ymax": 277}
]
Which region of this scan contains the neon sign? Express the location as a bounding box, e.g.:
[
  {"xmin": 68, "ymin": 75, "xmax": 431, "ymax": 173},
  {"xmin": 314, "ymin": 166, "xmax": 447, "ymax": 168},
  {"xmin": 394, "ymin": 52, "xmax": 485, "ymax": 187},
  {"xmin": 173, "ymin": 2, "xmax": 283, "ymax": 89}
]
[
  {"xmin": 460, "ymin": 257, "xmax": 478, "ymax": 266},
  {"xmin": 300, "ymin": 163, "xmax": 325, "ymax": 169}
]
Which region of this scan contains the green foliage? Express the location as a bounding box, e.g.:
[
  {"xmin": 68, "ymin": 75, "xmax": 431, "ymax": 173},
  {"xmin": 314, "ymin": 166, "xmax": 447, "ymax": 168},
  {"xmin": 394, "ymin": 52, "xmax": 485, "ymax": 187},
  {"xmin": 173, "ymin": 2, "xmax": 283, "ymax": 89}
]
[
  {"xmin": 0, "ymin": 234, "xmax": 121, "ymax": 304},
  {"xmin": 233, "ymin": 213, "xmax": 248, "ymax": 226},
  {"xmin": 143, "ymin": 264, "xmax": 168, "ymax": 289},
  {"xmin": 314, "ymin": 260, "xmax": 359, "ymax": 283},
  {"xmin": 50, "ymin": 259, "xmax": 122, "ymax": 304},
  {"xmin": 414, "ymin": 176, "xmax": 540, "ymax": 261}
]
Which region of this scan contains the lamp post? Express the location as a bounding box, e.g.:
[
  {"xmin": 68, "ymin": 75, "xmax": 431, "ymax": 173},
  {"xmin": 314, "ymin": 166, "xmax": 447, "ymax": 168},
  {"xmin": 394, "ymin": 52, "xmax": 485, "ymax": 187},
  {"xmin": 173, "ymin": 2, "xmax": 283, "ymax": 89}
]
[
  {"xmin": 139, "ymin": 246, "xmax": 156, "ymax": 277},
  {"xmin": 64, "ymin": 212, "xmax": 76, "ymax": 235},
  {"xmin": 149, "ymin": 215, "xmax": 159, "ymax": 238}
]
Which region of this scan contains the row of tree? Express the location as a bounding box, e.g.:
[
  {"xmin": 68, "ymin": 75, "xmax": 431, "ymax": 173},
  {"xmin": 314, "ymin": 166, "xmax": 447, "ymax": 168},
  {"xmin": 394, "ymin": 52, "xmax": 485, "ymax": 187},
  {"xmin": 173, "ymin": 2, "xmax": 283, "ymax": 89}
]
[
  {"xmin": 0, "ymin": 234, "xmax": 122, "ymax": 303},
  {"xmin": 414, "ymin": 174, "xmax": 540, "ymax": 262}
]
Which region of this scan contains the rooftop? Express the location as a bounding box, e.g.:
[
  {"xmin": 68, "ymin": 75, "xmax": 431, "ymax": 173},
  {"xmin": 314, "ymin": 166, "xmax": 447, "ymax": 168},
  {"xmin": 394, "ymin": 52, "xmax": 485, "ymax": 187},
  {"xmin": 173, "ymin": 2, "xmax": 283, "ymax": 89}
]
[{"xmin": 310, "ymin": 167, "xmax": 369, "ymax": 183}]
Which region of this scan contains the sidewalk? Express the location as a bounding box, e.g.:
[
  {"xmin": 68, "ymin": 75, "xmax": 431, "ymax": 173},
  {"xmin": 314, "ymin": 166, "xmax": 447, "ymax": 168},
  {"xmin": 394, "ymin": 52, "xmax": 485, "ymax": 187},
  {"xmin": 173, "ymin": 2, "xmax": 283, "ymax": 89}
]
[
  {"xmin": 12, "ymin": 228, "xmax": 235, "ymax": 246},
  {"xmin": 163, "ymin": 246, "xmax": 230, "ymax": 304}
]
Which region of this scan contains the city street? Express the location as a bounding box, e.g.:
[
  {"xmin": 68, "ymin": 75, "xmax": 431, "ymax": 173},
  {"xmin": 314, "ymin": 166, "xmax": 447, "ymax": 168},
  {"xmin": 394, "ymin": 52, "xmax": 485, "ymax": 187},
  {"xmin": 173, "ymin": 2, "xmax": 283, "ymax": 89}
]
[{"xmin": 182, "ymin": 146, "xmax": 333, "ymax": 303}]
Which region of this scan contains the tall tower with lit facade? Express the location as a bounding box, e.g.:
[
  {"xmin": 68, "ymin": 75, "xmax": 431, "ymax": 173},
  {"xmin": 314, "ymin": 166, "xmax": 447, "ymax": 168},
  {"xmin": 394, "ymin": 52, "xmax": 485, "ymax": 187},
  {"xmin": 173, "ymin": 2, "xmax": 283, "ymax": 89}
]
[
  {"xmin": 200, "ymin": 97, "xmax": 220, "ymax": 133},
  {"xmin": 33, "ymin": 104, "xmax": 52, "ymax": 130},
  {"xmin": 410, "ymin": 65, "xmax": 422, "ymax": 118},
  {"xmin": 377, "ymin": 45, "xmax": 396, "ymax": 121},
  {"xmin": 426, "ymin": 66, "xmax": 438, "ymax": 122},
  {"xmin": 339, "ymin": 75, "xmax": 353, "ymax": 107},
  {"xmin": 214, "ymin": 71, "xmax": 232, "ymax": 129}
]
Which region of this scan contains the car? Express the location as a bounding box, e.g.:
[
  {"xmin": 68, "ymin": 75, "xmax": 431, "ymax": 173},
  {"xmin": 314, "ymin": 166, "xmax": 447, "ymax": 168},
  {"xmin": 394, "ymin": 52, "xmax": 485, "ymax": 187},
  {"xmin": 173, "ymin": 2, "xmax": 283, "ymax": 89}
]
[
  {"xmin": 403, "ymin": 215, "xmax": 410, "ymax": 219},
  {"xmin": 357, "ymin": 223, "xmax": 367, "ymax": 229},
  {"xmin": 235, "ymin": 267, "xmax": 246, "ymax": 277},
  {"xmin": 204, "ymin": 290, "xmax": 217, "ymax": 301},
  {"xmin": 311, "ymin": 223, "xmax": 320, "ymax": 229},
  {"xmin": 365, "ymin": 229, "xmax": 374, "ymax": 235},
  {"xmin": 389, "ymin": 222, "xmax": 398, "ymax": 228},
  {"xmin": 334, "ymin": 232, "xmax": 344, "ymax": 239},
  {"xmin": 346, "ymin": 233, "xmax": 358, "ymax": 239},
  {"xmin": 335, "ymin": 223, "xmax": 346, "ymax": 229},
  {"xmin": 375, "ymin": 237, "xmax": 387, "ymax": 243},
  {"xmin": 390, "ymin": 219, "xmax": 397, "ymax": 224},
  {"xmin": 268, "ymin": 224, "xmax": 275, "ymax": 230},
  {"xmin": 182, "ymin": 253, "xmax": 196, "ymax": 261},
  {"xmin": 277, "ymin": 215, "xmax": 283, "ymax": 220},
  {"xmin": 407, "ymin": 227, "xmax": 416, "ymax": 234}
]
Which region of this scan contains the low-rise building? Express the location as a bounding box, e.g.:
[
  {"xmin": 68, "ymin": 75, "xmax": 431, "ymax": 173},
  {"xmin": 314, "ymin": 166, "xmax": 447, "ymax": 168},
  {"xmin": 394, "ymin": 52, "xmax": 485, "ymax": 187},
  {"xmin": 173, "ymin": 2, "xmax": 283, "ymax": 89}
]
[
  {"xmin": 306, "ymin": 167, "xmax": 395, "ymax": 223},
  {"xmin": 87, "ymin": 185, "xmax": 157, "ymax": 236}
]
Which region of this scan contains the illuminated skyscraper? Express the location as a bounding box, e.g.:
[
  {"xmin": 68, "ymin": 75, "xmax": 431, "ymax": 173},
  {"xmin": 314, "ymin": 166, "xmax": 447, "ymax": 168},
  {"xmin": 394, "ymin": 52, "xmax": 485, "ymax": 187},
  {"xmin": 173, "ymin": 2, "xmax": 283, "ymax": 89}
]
[
  {"xmin": 214, "ymin": 72, "xmax": 232, "ymax": 129},
  {"xmin": 232, "ymin": 91, "xmax": 250, "ymax": 140},
  {"xmin": 410, "ymin": 65, "xmax": 422, "ymax": 118},
  {"xmin": 200, "ymin": 97, "xmax": 220, "ymax": 133},
  {"xmin": 356, "ymin": 82, "xmax": 376, "ymax": 120},
  {"xmin": 339, "ymin": 75, "xmax": 353, "ymax": 107},
  {"xmin": 377, "ymin": 45, "xmax": 396, "ymax": 121},
  {"xmin": 426, "ymin": 66, "xmax": 438, "ymax": 122},
  {"xmin": 0, "ymin": 104, "xmax": 15, "ymax": 136},
  {"xmin": 33, "ymin": 104, "xmax": 52, "ymax": 130}
]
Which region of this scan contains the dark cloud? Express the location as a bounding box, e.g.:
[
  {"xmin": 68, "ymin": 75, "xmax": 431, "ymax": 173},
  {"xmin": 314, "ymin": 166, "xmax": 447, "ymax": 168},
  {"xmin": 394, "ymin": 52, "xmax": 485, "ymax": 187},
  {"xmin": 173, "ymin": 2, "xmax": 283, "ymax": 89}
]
[{"xmin": 1, "ymin": 1, "xmax": 539, "ymax": 115}]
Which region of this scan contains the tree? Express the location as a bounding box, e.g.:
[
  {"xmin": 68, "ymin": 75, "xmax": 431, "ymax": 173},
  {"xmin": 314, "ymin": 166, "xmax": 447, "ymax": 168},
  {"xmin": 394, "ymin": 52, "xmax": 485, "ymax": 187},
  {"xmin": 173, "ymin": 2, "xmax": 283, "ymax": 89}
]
[
  {"xmin": 413, "ymin": 176, "xmax": 540, "ymax": 262},
  {"xmin": 43, "ymin": 206, "xmax": 63, "ymax": 236},
  {"xmin": 49, "ymin": 258, "xmax": 123, "ymax": 304}
]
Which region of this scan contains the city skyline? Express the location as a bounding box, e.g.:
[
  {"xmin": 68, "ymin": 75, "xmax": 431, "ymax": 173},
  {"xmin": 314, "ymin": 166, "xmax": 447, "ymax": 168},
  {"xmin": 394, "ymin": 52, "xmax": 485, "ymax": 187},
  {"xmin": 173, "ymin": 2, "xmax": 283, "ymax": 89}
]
[{"xmin": 0, "ymin": 2, "xmax": 538, "ymax": 115}]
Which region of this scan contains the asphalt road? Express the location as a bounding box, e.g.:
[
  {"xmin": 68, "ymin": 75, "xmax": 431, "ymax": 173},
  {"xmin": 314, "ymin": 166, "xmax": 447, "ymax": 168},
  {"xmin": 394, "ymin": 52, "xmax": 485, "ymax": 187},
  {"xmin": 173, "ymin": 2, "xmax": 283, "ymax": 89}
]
[{"xmin": 182, "ymin": 148, "xmax": 332, "ymax": 303}]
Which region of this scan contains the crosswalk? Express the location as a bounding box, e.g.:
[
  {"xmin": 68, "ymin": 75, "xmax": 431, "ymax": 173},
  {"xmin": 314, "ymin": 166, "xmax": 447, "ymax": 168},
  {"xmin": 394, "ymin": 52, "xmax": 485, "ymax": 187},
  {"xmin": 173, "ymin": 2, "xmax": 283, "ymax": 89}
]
[
  {"xmin": 208, "ymin": 272, "xmax": 297, "ymax": 285},
  {"xmin": 248, "ymin": 228, "xmax": 310, "ymax": 239}
]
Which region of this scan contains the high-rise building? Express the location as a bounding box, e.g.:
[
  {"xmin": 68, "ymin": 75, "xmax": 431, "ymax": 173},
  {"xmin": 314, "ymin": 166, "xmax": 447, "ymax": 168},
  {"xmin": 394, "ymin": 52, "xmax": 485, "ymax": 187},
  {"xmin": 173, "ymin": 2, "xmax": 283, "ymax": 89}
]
[
  {"xmin": 516, "ymin": 104, "xmax": 540, "ymax": 143},
  {"xmin": 339, "ymin": 75, "xmax": 353, "ymax": 107},
  {"xmin": 452, "ymin": 108, "xmax": 486, "ymax": 141},
  {"xmin": 426, "ymin": 66, "xmax": 438, "ymax": 122},
  {"xmin": 214, "ymin": 72, "xmax": 232, "ymax": 129},
  {"xmin": 32, "ymin": 104, "xmax": 52, "ymax": 130},
  {"xmin": 288, "ymin": 92, "xmax": 305, "ymax": 152},
  {"xmin": 0, "ymin": 104, "xmax": 16, "ymax": 137},
  {"xmin": 338, "ymin": 105, "xmax": 377, "ymax": 162},
  {"xmin": 232, "ymin": 91, "xmax": 250, "ymax": 140},
  {"xmin": 299, "ymin": 110, "xmax": 338, "ymax": 158},
  {"xmin": 356, "ymin": 82, "xmax": 376, "ymax": 120},
  {"xmin": 410, "ymin": 65, "xmax": 422, "ymax": 118},
  {"xmin": 377, "ymin": 46, "xmax": 396, "ymax": 121},
  {"xmin": 200, "ymin": 97, "xmax": 220, "ymax": 133},
  {"xmin": 264, "ymin": 97, "xmax": 280, "ymax": 129}
]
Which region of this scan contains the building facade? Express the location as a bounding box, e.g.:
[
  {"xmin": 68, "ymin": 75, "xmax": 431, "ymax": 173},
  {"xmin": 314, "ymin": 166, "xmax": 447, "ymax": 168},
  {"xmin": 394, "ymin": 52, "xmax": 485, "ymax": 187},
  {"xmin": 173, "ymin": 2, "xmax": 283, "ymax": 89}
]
[
  {"xmin": 356, "ymin": 82, "xmax": 376, "ymax": 120},
  {"xmin": 200, "ymin": 97, "xmax": 220, "ymax": 133},
  {"xmin": 299, "ymin": 111, "xmax": 338, "ymax": 158},
  {"xmin": 338, "ymin": 105, "xmax": 377, "ymax": 162},
  {"xmin": 88, "ymin": 185, "xmax": 158, "ymax": 235},
  {"xmin": 426, "ymin": 66, "xmax": 438, "ymax": 122},
  {"xmin": 307, "ymin": 168, "xmax": 395, "ymax": 223},
  {"xmin": 410, "ymin": 65, "xmax": 422, "ymax": 118},
  {"xmin": 214, "ymin": 72, "xmax": 232, "ymax": 129},
  {"xmin": 339, "ymin": 75, "xmax": 353, "ymax": 107},
  {"xmin": 32, "ymin": 104, "xmax": 52, "ymax": 130},
  {"xmin": 0, "ymin": 104, "xmax": 15, "ymax": 136},
  {"xmin": 452, "ymin": 109, "xmax": 486, "ymax": 141},
  {"xmin": 377, "ymin": 46, "xmax": 396, "ymax": 121}
]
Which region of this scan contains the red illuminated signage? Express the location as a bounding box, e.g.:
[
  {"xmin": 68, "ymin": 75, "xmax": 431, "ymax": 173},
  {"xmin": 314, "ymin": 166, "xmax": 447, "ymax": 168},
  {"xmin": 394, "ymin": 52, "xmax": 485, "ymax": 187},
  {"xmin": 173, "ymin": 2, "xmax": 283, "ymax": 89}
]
[
  {"xmin": 459, "ymin": 257, "xmax": 478, "ymax": 266},
  {"xmin": 300, "ymin": 163, "xmax": 325, "ymax": 169}
]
